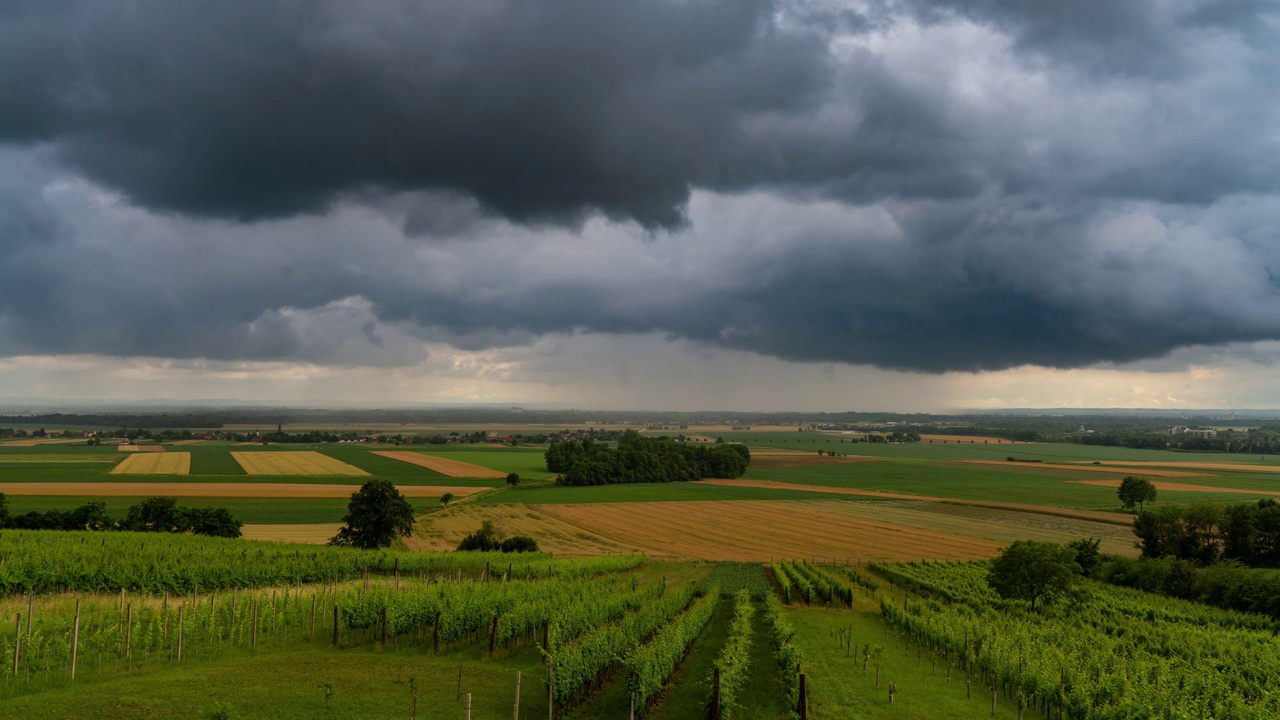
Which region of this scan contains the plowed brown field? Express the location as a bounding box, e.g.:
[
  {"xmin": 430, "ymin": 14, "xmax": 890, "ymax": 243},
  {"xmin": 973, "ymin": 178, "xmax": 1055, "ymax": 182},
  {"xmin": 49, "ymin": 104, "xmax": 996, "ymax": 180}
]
[
  {"xmin": 372, "ymin": 451, "xmax": 505, "ymax": 478},
  {"xmin": 533, "ymin": 500, "xmax": 1002, "ymax": 561}
]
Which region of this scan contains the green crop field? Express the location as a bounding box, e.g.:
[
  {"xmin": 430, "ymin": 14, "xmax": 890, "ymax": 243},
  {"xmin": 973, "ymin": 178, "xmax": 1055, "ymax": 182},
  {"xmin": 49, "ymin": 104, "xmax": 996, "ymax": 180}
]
[{"xmin": 471, "ymin": 480, "xmax": 857, "ymax": 504}]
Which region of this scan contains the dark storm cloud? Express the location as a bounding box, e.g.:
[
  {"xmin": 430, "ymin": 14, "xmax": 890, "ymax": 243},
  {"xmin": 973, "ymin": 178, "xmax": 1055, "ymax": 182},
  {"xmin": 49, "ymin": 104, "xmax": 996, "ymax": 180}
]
[{"xmin": 0, "ymin": 1, "xmax": 1278, "ymax": 374}]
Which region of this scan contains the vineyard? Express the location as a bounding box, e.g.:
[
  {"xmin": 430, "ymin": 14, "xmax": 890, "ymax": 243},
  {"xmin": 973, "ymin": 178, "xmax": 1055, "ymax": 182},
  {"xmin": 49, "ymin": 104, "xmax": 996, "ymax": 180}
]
[{"xmin": 873, "ymin": 560, "xmax": 1280, "ymax": 719}]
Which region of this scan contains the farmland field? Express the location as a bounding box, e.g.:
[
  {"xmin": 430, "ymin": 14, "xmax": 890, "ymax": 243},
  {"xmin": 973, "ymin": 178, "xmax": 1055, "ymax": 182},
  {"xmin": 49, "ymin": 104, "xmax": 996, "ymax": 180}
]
[
  {"xmin": 232, "ymin": 451, "xmax": 370, "ymax": 476},
  {"xmin": 371, "ymin": 450, "xmax": 506, "ymax": 478},
  {"xmin": 110, "ymin": 452, "xmax": 191, "ymax": 475}
]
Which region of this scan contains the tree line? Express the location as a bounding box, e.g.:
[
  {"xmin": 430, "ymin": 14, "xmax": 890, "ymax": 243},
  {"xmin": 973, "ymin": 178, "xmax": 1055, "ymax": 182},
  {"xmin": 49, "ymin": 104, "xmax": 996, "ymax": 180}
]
[
  {"xmin": 0, "ymin": 495, "xmax": 242, "ymax": 537},
  {"xmin": 546, "ymin": 431, "xmax": 750, "ymax": 485}
]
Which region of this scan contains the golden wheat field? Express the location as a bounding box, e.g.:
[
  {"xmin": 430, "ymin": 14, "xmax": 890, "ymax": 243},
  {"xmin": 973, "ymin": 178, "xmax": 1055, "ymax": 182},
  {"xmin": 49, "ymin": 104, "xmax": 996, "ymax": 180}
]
[
  {"xmin": 231, "ymin": 451, "xmax": 370, "ymax": 476},
  {"xmin": 111, "ymin": 452, "xmax": 192, "ymax": 475},
  {"xmin": 118, "ymin": 445, "xmax": 166, "ymax": 453},
  {"xmin": 0, "ymin": 482, "xmax": 481, "ymax": 498}
]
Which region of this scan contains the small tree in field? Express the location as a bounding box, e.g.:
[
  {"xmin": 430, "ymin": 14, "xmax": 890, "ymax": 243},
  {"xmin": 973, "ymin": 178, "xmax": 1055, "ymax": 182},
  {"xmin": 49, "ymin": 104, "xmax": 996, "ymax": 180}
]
[
  {"xmin": 440, "ymin": 493, "xmax": 454, "ymax": 508},
  {"xmin": 506, "ymin": 473, "xmax": 520, "ymax": 487},
  {"xmin": 987, "ymin": 540, "xmax": 1081, "ymax": 611},
  {"xmin": 1118, "ymin": 476, "xmax": 1158, "ymax": 513},
  {"xmin": 329, "ymin": 480, "xmax": 415, "ymax": 549}
]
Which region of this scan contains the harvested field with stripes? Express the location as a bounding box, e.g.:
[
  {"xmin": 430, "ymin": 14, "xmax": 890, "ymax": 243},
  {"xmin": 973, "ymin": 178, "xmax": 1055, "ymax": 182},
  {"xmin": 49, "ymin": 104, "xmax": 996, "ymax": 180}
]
[
  {"xmin": 530, "ymin": 499, "xmax": 1002, "ymax": 561},
  {"xmin": 372, "ymin": 451, "xmax": 505, "ymax": 478},
  {"xmin": 411, "ymin": 504, "xmax": 630, "ymax": 556},
  {"xmin": 111, "ymin": 452, "xmax": 191, "ymax": 475},
  {"xmin": 232, "ymin": 451, "xmax": 369, "ymax": 476},
  {"xmin": 118, "ymin": 445, "xmax": 166, "ymax": 453},
  {"xmin": 957, "ymin": 459, "xmax": 1210, "ymax": 477},
  {"xmin": 0, "ymin": 482, "xmax": 482, "ymax": 498},
  {"xmin": 239, "ymin": 523, "xmax": 343, "ymax": 544},
  {"xmin": 749, "ymin": 453, "xmax": 881, "ymax": 469},
  {"xmin": 1070, "ymin": 460, "xmax": 1280, "ymax": 473},
  {"xmin": 0, "ymin": 438, "xmax": 86, "ymax": 447},
  {"xmin": 0, "ymin": 454, "xmax": 116, "ymax": 463}
]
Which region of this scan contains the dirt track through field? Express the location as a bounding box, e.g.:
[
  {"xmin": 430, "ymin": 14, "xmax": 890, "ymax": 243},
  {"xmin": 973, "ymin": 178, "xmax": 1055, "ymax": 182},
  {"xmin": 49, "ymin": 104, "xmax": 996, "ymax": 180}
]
[
  {"xmin": 957, "ymin": 459, "xmax": 1209, "ymax": 478},
  {"xmin": 372, "ymin": 451, "xmax": 506, "ymax": 478},
  {"xmin": 111, "ymin": 452, "xmax": 191, "ymax": 475},
  {"xmin": 0, "ymin": 482, "xmax": 484, "ymax": 498},
  {"xmin": 531, "ymin": 500, "xmax": 1002, "ymax": 561},
  {"xmin": 700, "ymin": 478, "xmax": 1135, "ymax": 526},
  {"xmin": 1068, "ymin": 479, "xmax": 1280, "ymax": 497},
  {"xmin": 232, "ymin": 451, "xmax": 369, "ymax": 476},
  {"xmin": 1070, "ymin": 460, "xmax": 1280, "ymax": 473}
]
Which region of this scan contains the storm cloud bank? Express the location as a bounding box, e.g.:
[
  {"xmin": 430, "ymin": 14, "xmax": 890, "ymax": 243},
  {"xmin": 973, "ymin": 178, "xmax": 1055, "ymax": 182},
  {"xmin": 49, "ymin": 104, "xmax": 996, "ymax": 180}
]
[{"xmin": 0, "ymin": 0, "xmax": 1278, "ymax": 373}]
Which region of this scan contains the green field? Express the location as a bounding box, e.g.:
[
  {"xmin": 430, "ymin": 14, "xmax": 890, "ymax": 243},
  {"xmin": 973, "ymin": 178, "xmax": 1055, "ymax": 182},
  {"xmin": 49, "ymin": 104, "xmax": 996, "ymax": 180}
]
[{"xmin": 472, "ymin": 480, "xmax": 859, "ymax": 504}]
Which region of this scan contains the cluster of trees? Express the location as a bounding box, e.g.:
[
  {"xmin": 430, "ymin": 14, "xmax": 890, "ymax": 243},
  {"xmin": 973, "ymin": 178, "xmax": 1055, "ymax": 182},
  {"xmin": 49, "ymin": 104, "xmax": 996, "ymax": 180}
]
[
  {"xmin": 455, "ymin": 521, "xmax": 539, "ymax": 553},
  {"xmin": 986, "ymin": 539, "xmax": 1099, "ymax": 610},
  {"xmin": 0, "ymin": 495, "xmax": 241, "ymax": 537},
  {"xmin": 1134, "ymin": 499, "xmax": 1280, "ymax": 566},
  {"xmin": 1098, "ymin": 556, "xmax": 1280, "ymax": 620},
  {"xmin": 545, "ymin": 431, "xmax": 750, "ymax": 486}
]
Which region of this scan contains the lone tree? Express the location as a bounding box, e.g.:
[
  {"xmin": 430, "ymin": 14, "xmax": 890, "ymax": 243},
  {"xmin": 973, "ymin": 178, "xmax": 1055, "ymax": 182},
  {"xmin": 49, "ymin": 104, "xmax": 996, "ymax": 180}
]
[
  {"xmin": 986, "ymin": 540, "xmax": 1082, "ymax": 610},
  {"xmin": 506, "ymin": 473, "xmax": 521, "ymax": 488},
  {"xmin": 440, "ymin": 492, "xmax": 454, "ymax": 508},
  {"xmin": 330, "ymin": 480, "xmax": 415, "ymax": 549},
  {"xmin": 1118, "ymin": 476, "xmax": 1158, "ymax": 513}
]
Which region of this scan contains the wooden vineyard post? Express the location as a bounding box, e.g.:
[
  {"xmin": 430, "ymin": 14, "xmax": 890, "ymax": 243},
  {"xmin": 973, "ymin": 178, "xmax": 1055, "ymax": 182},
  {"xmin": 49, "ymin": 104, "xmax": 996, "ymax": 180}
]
[
  {"xmin": 125, "ymin": 603, "xmax": 132, "ymax": 664},
  {"xmin": 630, "ymin": 692, "xmax": 635, "ymax": 720},
  {"xmin": 541, "ymin": 620, "xmax": 549, "ymax": 663},
  {"xmin": 514, "ymin": 670, "xmax": 521, "ymax": 720},
  {"xmin": 457, "ymin": 664, "xmax": 463, "ymax": 700},
  {"xmin": 381, "ymin": 607, "xmax": 388, "ymax": 648},
  {"xmin": 311, "ymin": 594, "xmax": 317, "ymax": 641},
  {"xmin": 433, "ymin": 612, "xmax": 441, "ymax": 654},
  {"xmin": 70, "ymin": 599, "xmax": 81, "ymax": 680},
  {"xmin": 797, "ymin": 673, "xmax": 808, "ymax": 720},
  {"xmin": 889, "ymin": 681, "xmax": 896, "ymax": 704},
  {"xmin": 333, "ymin": 605, "xmax": 340, "ymax": 648},
  {"xmin": 548, "ymin": 658, "xmax": 554, "ymax": 720},
  {"xmin": 252, "ymin": 599, "xmax": 259, "ymax": 649},
  {"xmin": 967, "ymin": 677, "xmax": 972, "ymax": 699},
  {"xmin": 991, "ymin": 686, "xmax": 997, "ymax": 716},
  {"xmin": 947, "ymin": 663, "xmax": 952, "ymax": 685},
  {"xmin": 712, "ymin": 667, "xmax": 722, "ymax": 719},
  {"xmin": 490, "ymin": 614, "xmax": 499, "ymax": 657},
  {"xmin": 12, "ymin": 613, "xmax": 19, "ymax": 677},
  {"xmin": 26, "ymin": 594, "xmax": 32, "ymax": 644},
  {"xmin": 466, "ymin": 693, "xmax": 472, "ymax": 720},
  {"xmin": 177, "ymin": 606, "xmax": 184, "ymax": 662}
]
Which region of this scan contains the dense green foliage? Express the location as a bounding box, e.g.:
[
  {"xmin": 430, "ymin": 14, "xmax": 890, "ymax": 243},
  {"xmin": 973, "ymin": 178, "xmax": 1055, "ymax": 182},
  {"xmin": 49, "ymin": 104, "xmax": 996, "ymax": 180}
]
[
  {"xmin": 550, "ymin": 583, "xmax": 697, "ymax": 707},
  {"xmin": 711, "ymin": 591, "xmax": 754, "ymax": 719},
  {"xmin": 986, "ymin": 540, "xmax": 1082, "ymax": 610},
  {"xmin": 1099, "ymin": 556, "xmax": 1280, "ymax": 621},
  {"xmin": 329, "ymin": 480, "xmax": 415, "ymax": 549},
  {"xmin": 0, "ymin": 494, "xmax": 240, "ymax": 538},
  {"xmin": 547, "ymin": 430, "xmax": 749, "ymax": 485},
  {"xmin": 1117, "ymin": 476, "xmax": 1158, "ymax": 512},
  {"xmin": 0, "ymin": 529, "xmax": 640, "ymax": 595},
  {"xmin": 876, "ymin": 560, "xmax": 1280, "ymax": 718},
  {"xmin": 455, "ymin": 521, "xmax": 539, "ymax": 553},
  {"xmin": 626, "ymin": 588, "xmax": 718, "ymax": 710},
  {"xmin": 761, "ymin": 593, "xmax": 802, "ymax": 715},
  {"xmin": 1135, "ymin": 499, "xmax": 1280, "ymax": 566}
]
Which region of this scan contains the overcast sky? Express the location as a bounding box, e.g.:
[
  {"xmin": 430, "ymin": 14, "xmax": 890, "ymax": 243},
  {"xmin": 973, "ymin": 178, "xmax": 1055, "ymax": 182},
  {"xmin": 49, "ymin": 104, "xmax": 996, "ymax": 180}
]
[{"xmin": 1, "ymin": 0, "xmax": 1278, "ymax": 411}]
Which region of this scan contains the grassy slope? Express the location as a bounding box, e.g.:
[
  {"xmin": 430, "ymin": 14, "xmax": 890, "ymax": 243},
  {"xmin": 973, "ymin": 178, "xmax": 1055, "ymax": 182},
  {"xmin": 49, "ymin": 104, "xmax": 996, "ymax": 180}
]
[{"xmin": 788, "ymin": 604, "xmax": 1021, "ymax": 719}]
